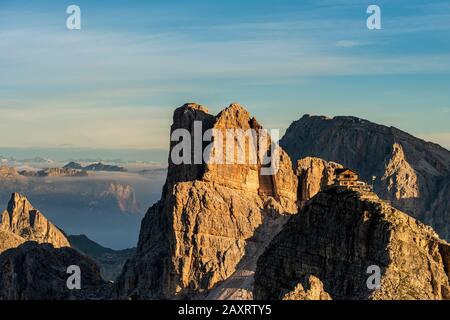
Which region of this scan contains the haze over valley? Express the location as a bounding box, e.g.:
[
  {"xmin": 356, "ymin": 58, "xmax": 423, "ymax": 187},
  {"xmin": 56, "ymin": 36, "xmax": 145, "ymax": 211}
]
[{"xmin": 0, "ymin": 157, "xmax": 167, "ymax": 249}]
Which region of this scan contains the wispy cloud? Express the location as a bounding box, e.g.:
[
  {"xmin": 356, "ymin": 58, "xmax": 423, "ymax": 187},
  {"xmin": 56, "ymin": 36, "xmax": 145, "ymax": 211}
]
[{"xmin": 2, "ymin": 26, "xmax": 450, "ymax": 87}]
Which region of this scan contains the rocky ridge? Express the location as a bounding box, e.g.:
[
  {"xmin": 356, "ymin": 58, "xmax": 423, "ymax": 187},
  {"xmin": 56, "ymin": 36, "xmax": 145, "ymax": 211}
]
[
  {"xmin": 0, "ymin": 242, "xmax": 106, "ymax": 300},
  {"xmin": 254, "ymin": 187, "xmax": 450, "ymax": 300},
  {"xmin": 64, "ymin": 162, "xmax": 127, "ymax": 172},
  {"xmin": 19, "ymin": 167, "xmax": 88, "ymax": 177},
  {"xmin": 280, "ymin": 115, "xmax": 450, "ymax": 240},
  {"xmin": 0, "ymin": 193, "xmax": 70, "ymax": 248},
  {"xmin": 0, "ymin": 194, "xmax": 108, "ymax": 300}
]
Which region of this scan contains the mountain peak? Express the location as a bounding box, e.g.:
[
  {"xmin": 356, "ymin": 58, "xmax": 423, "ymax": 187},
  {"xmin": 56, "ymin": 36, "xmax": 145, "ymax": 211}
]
[
  {"xmin": 226, "ymin": 102, "xmax": 248, "ymax": 113},
  {"xmin": 214, "ymin": 103, "xmax": 252, "ymax": 126},
  {"xmin": 177, "ymin": 102, "xmax": 209, "ymax": 115},
  {"xmin": 63, "ymin": 161, "xmax": 83, "ymax": 170},
  {"xmin": 281, "ymin": 113, "xmax": 450, "ymax": 241},
  {"xmin": 1, "ymin": 193, "xmax": 70, "ymax": 248},
  {"xmin": 299, "ymin": 114, "xmax": 375, "ymax": 125},
  {"xmin": 116, "ymin": 103, "xmax": 298, "ymax": 299},
  {"xmin": 5, "ymin": 192, "xmax": 33, "ymax": 225},
  {"xmin": 300, "ymin": 114, "xmax": 332, "ymax": 120},
  {"xmin": 10, "ymin": 192, "xmax": 26, "ymax": 204}
]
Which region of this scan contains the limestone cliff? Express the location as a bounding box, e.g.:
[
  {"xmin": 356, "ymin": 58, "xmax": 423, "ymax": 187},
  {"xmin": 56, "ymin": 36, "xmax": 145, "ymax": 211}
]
[
  {"xmin": 116, "ymin": 103, "xmax": 298, "ymax": 299},
  {"xmin": 254, "ymin": 188, "xmax": 450, "ymax": 300},
  {"xmin": 280, "ymin": 115, "xmax": 450, "ymax": 240},
  {"xmin": 430, "ymin": 176, "xmax": 450, "ymax": 245},
  {"xmin": 103, "ymin": 183, "xmax": 141, "ymax": 214},
  {"xmin": 0, "ymin": 193, "xmax": 70, "ymax": 248},
  {"xmin": 296, "ymin": 157, "xmax": 343, "ymax": 207}
]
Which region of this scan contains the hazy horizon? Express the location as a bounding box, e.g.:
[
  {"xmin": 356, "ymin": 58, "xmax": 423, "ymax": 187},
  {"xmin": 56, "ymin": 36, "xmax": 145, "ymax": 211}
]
[
  {"xmin": 1, "ymin": 110, "xmax": 449, "ymax": 154},
  {"xmin": 0, "ymin": 146, "xmax": 169, "ymax": 163}
]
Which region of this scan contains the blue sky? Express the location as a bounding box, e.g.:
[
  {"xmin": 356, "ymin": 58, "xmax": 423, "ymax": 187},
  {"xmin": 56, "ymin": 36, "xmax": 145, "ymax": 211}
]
[{"xmin": 1, "ymin": 0, "xmax": 450, "ymax": 150}]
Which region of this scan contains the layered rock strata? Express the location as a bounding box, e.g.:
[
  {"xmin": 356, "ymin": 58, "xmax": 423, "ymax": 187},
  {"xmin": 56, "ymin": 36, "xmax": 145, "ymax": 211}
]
[{"xmin": 117, "ymin": 103, "xmax": 298, "ymax": 299}]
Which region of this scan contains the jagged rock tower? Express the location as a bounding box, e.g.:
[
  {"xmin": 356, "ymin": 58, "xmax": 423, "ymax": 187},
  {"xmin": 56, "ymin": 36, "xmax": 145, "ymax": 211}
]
[
  {"xmin": 0, "ymin": 193, "xmax": 70, "ymax": 249},
  {"xmin": 117, "ymin": 103, "xmax": 298, "ymax": 299}
]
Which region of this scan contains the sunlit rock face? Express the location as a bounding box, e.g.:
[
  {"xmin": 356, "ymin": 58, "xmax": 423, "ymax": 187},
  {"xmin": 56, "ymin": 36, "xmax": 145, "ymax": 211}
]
[
  {"xmin": 116, "ymin": 103, "xmax": 298, "ymax": 299},
  {"xmin": 0, "ymin": 193, "xmax": 70, "ymax": 248},
  {"xmin": 296, "ymin": 157, "xmax": 343, "ymax": 208},
  {"xmin": 0, "ymin": 194, "xmax": 108, "ymax": 300}
]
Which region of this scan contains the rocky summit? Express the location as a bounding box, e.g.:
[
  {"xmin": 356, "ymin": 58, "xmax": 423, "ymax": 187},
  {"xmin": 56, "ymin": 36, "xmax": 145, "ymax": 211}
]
[
  {"xmin": 0, "ymin": 194, "xmax": 109, "ymax": 300},
  {"xmin": 116, "ymin": 103, "xmax": 298, "ymax": 299},
  {"xmin": 280, "ymin": 115, "xmax": 450, "ymax": 241},
  {"xmin": 0, "ymin": 193, "xmax": 70, "ymax": 248},
  {"xmin": 254, "ymin": 187, "xmax": 450, "ymax": 300}
]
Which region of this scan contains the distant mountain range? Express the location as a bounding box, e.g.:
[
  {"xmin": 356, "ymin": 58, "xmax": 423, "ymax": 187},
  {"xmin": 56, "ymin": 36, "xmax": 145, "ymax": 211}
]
[
  {"xmin": 0, "ymin": 147, "xmax": 168, "ymax": 163},
  {"xmin": 2, "ymin": 161, "xmax": 127, "ymax": 178},
  {"xmin": 0, "ymin": 165, "xmax": 144, "ymax": 248},
  {"xmin": 64, "ymin": 162, "xmax": 127, "ymax": 172},
  {"xmin": 19, "ymin": 167, "xmax": 89, "ymax": 177},
  {"xmin": 0, "ymin": 168, "xmax": 141, "ymax": 214}
]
